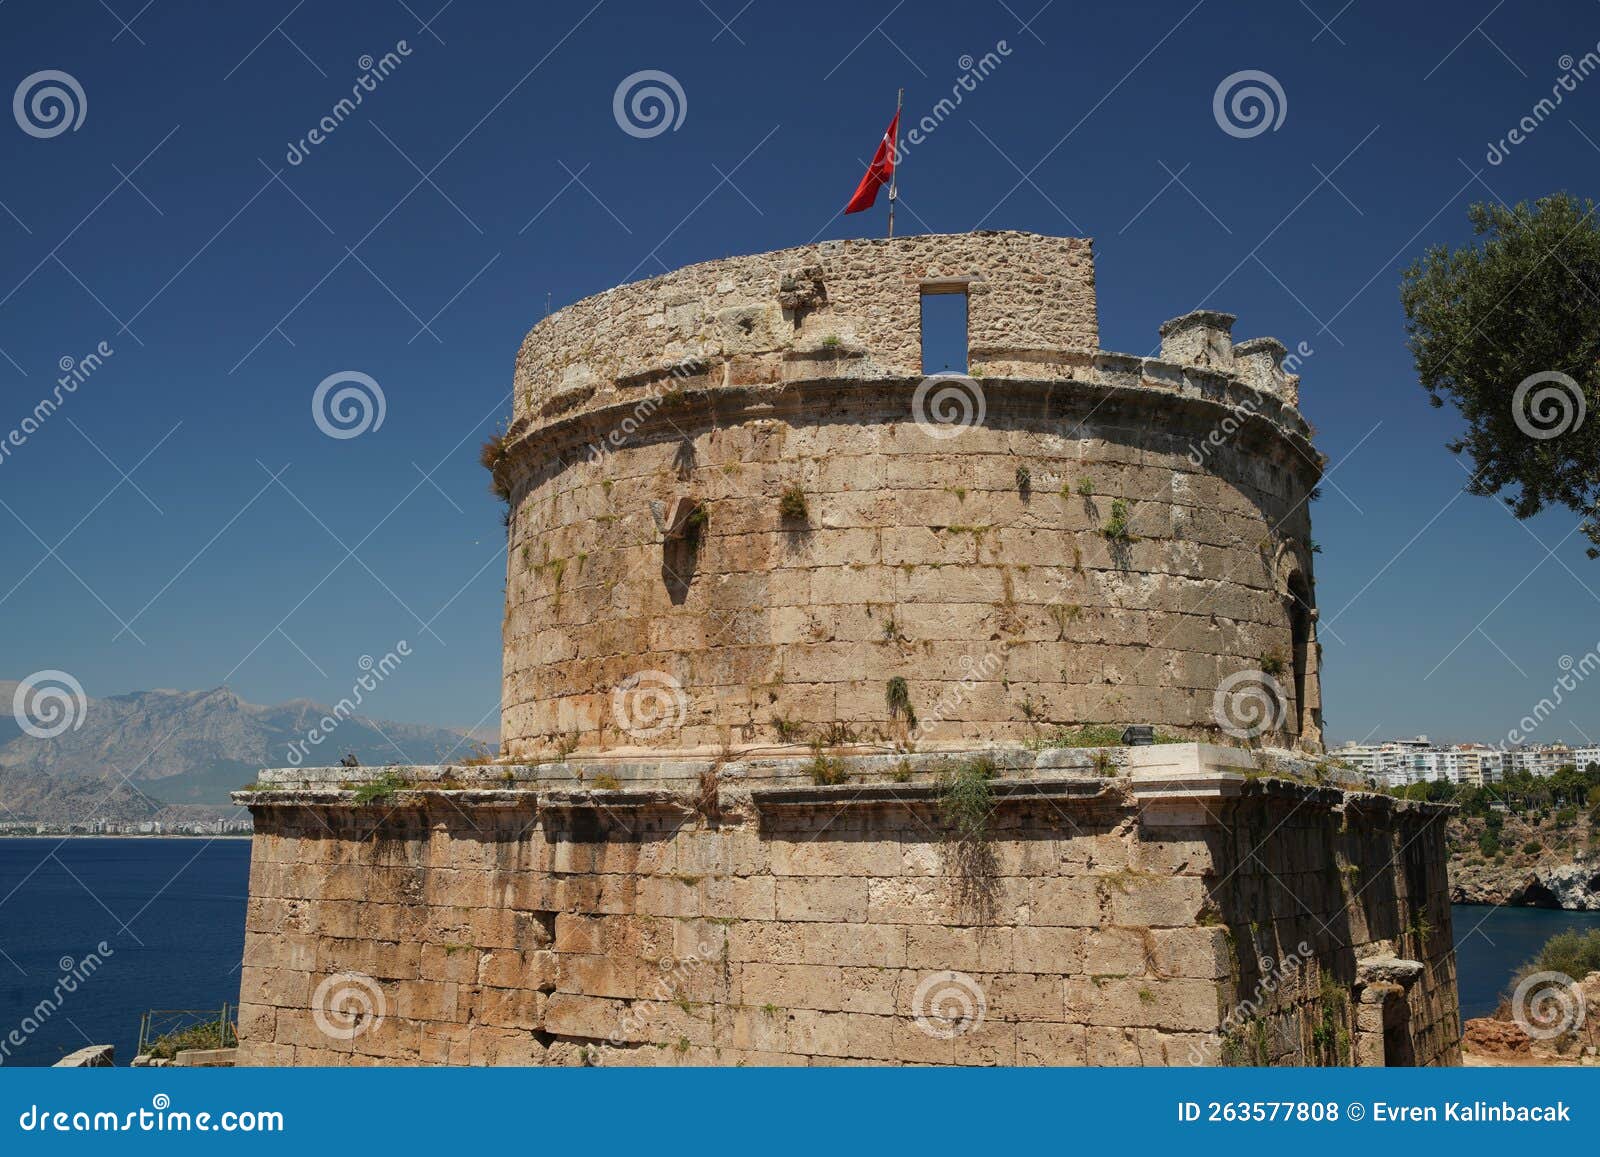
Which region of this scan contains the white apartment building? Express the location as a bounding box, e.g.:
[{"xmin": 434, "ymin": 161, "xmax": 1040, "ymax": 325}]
[
  {"xmin": 1334, "ymin": 738, "xmax": 1600, "ymax": 787},
  {"xmin": 1332, "ymin": 737, "xmax": 1435, "ymax": 784},
  {"xmin": 1503, "ymin": 745, "xmax": 1600, "ymax": 777}
]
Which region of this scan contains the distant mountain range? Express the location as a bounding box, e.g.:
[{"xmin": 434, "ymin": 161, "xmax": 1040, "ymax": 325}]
[{"xmin": 0, "ymin": 683, "xmax": 488, "ymax": 824}]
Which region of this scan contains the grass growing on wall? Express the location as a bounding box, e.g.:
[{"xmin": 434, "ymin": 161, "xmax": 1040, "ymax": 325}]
[
  {"xmin": 1025, "ymin": 724, "xmax": 1184, "ymax": 750},
  {"xmin": 351, "ymin": 771, "xmax": 406, "ymax": 804},
  {"xmin": 1311, "ymin": 976, "xmax": 1352, "ymax": 1065},
  {"xmin": 937, "ymin": 756, "xmax": 998, "ymax": 843},
  {"xmin": 886, "ymin": 677, "xmax": 916, "ymax": 728},
  {"xmin": 808, "ymin": 745, "xmax": 849, "ymax": 785},
  {"xmin": 778, "ymin": 486, "xmax": 809, "ymax": 522}
]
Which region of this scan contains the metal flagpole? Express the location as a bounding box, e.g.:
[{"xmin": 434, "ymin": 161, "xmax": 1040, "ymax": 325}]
[{"xmin": 887, "ymin": 87, "xmax": 903, "ymax": 238}]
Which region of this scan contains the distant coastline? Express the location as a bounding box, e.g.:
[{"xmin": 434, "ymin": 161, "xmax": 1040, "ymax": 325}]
[{"xmin": 0, "ymin": 833, "xmax": 252, "ymax": 840}]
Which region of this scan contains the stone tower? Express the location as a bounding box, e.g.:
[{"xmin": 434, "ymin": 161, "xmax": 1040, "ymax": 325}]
[
  {"xmin": 488, "ymin": 231, "xmax": 1324, "ymax": 759},
  {"xmin": 234, "ymin": 233, "xmax": 1459, "ymax": 1068}
]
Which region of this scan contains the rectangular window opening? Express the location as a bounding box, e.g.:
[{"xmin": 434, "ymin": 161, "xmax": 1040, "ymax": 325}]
[{"xmin": 920, "ymin": 289, "xmax": 969, "ymax": 375}]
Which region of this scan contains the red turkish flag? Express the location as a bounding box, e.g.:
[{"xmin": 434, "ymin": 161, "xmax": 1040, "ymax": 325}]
[{"xmin": 844, "ymin": 111, "xmax": 899, "ymax": 214}]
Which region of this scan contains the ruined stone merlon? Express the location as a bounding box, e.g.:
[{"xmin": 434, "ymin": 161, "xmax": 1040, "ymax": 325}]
[
  {"xmin": 1158, "ymin": 309, "xmax": 1237, "ymax": 371},
  {"xmin": 1233, "ymin": 336, "xmax": 1299, "ymax": 407}
]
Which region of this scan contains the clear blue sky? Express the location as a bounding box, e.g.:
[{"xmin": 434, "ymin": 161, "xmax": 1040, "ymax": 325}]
[{"xmin": 1, "ymin": 0, "xmax": 1595, "ymax": 745}]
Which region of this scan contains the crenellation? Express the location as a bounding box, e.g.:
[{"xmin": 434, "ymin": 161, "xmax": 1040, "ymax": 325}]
[{"xmin": 1158, "ymin": 309, "xmax": 1237, "ymax": 371}]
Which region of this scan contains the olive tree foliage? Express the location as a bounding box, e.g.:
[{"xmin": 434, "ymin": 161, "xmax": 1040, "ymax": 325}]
[{"xmin": 1400, "ymin": 193, "xmax": 1600, "ymax": 555}]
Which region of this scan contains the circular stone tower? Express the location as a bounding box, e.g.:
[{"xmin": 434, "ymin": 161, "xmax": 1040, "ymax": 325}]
[{"xmin": 487, "ymin": 231, "xmax": 1324, "ymax": 760}]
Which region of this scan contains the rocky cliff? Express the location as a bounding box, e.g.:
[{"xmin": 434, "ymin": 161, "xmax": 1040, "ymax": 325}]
[{"xmin": 1450, "ymin": 810, "xmax": 1600, "ymax": 909}]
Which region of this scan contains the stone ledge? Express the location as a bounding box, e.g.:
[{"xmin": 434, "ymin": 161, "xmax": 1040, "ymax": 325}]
[
  {"xmin": 1357, "ymin": 955, "xmax": 1426, "ymax": 988},
  {"xmin": 233, "ymin": 743, "xmax": 1402, "ymax": 824},
  {"xmin": 172, "ymin": 1047, "xmax": 238, "ymax": 1067},
  {"xmin": 240, "ymin": 743, "xmax": 1370, "ymax": 798},
  {"xmin": 749, "ymin": 776, "xmax": 1115, "ymax": 811},
  {"xmin": 247, "ymin": 742, "xmax": 1357, "ymax": 791},
  {"xmin": 231, "ymin": 787, "xmax": 537, "ymax": 809},
  {"xmin": 542, "ymin": 789, "xmax": 688, "ymax": 813}
]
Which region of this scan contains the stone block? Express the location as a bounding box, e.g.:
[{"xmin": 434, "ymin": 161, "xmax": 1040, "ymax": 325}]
[
  {"xmin": 480, "ymin": 948, "xmax": 559, "ymax": 991},
  {"xmin": 1106, "ymin": 874, "xmax": 1209, "ymax": 927},
  {"xmin": 1029, "ymin": 876, "xmax": 1103, "ymax": 926},
  {"xmin": 1067, "ymin": 977, "xmax": 1224, "ymax": 1032},
  {"xmin": 1012, "ymin": 926, "xmax": 1085, "ymax": 974},
  {"xmin": 543, "ymin": 992, "xmax": 630, "ymax": 1041},
  {"xmin": 775, "ymin": 877, "xmax": 867, "ymax": 922},
  {"xmin": 1016, "ymin": 1021, "xmax": 1087, "ymax": 1065},
  {"xmin": 906, "ymin": 926, "xmax": 1014, "ymax": 973}
]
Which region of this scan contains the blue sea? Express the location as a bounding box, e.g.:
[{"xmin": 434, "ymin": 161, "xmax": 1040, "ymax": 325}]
[
  {"xmin": 0, "ymin": 838, "xmax": 249, "ymax": 1067},
  {"xmin": 1452, "ymin": 902, "xmax": 1600, "ymax": 1018},
  {"xmin": 1, "ymin": 839, "xmax": 1597, "ymax": 1065}
]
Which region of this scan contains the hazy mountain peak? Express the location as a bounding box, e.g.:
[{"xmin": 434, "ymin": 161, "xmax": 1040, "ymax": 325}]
[{"xmin": 0, "ymin": 682, "xmax": 486, "ymax": 822}]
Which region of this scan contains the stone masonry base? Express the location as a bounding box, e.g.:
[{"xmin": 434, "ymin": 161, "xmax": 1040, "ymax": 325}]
[{"xmin": 233, "ymin": 746, "xmax": 1459, "ymax": 1066}]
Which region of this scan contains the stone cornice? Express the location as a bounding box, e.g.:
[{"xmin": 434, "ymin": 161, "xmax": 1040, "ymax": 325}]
[
  {"xmin": 232, "ymin": 744, "xmax": 1405, "ymax": 814},
  {"xmin": 492, "ymin": 362, "xmax": 1322, "ymax": 502}
]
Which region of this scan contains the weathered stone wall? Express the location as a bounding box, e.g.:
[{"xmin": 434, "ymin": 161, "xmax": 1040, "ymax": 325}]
[
  {"xmin": 1197, "ymin": 789, "xmax": 1460, "ymax": 1065},
  {"xmin": 234, "ymin": 760, "xmax": 1458, "ymax": 1067},
  {"xmin": 494, "ymin": 232, "xmax": 1324, "ymax": 759},
  {"xmin": 501, "ymin": 383, "xmax": 1321, "ymax": 758}
]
